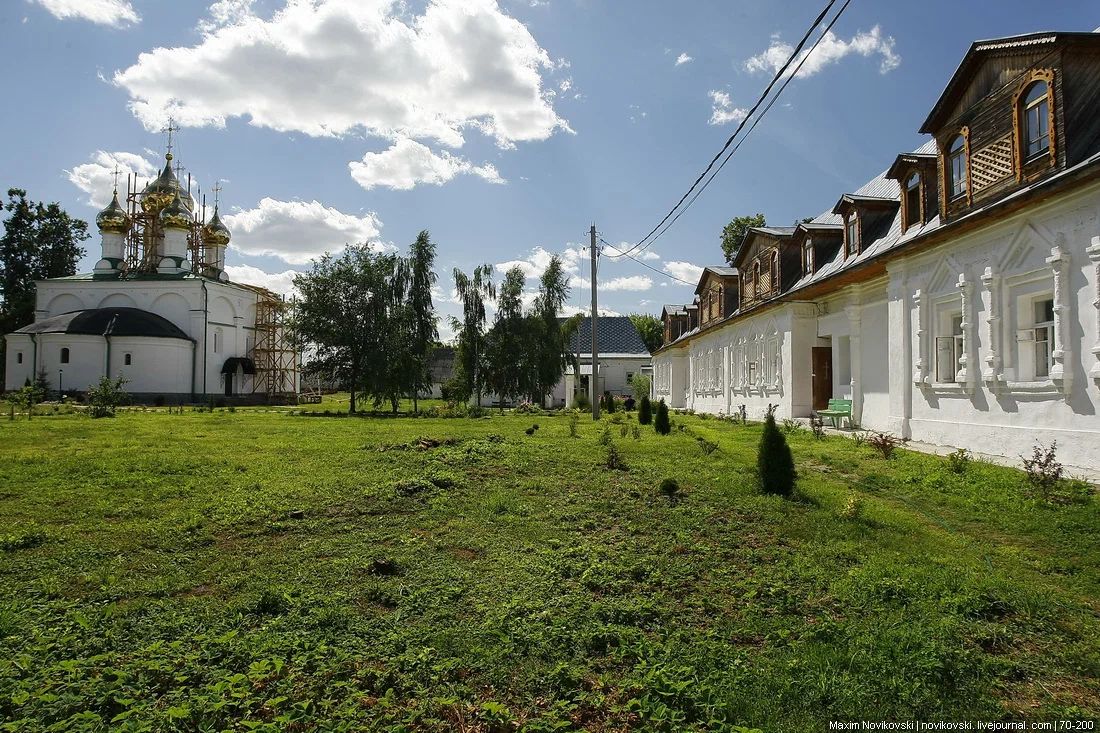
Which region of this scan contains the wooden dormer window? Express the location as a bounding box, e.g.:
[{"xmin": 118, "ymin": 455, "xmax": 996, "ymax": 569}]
[
  {"xmin": 803, "ymin": 239, "xmax": 813, "ymax": 276},
  {"xmin": 1021, "ymin": 80, "xmax": 1051, "ymax": 160},
  {"xmin": 845, "ymin": 214, "xmax": 859, "ymax": 257},
  {"xmin": 947, "ymin": 134, "xmax": 968, "ymax": 200},
  {"xmin": 904, "ymin": 172, "xmax": 921, "ymax": 229},
  {"xmin": 769, "ymin": 251, "xmax": 778, "ymax": 291}
]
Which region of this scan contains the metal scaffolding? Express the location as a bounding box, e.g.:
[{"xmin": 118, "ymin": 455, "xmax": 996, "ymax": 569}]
[
  {"xmin": 250, "ymin": 293, "xmax": 298, "ymax": 400},
  {"xmin": 121, "ymin": 173, "xmax": 210, "ymax": 275}
]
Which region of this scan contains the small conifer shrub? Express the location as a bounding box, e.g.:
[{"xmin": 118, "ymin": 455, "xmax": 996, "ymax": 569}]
[
  {"xmin": 638, "ymin": 395, "xmax": 652, "ymax": 425},
  {"xmin": 757, "ymin": 411, "xmax": 795, "ymax": 497},
  {"xmin": 654, "ymin": 399, "xmax": 671, "ymax": 435},
  {"xmin": 605, "ymin": 442, "xmax": 628, "ymax": 471}
]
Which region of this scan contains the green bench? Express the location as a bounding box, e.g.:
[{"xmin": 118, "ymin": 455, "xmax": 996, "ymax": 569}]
[{"xmin": 817, "ymin": 398, "xmax": 853, "ymax": 429}]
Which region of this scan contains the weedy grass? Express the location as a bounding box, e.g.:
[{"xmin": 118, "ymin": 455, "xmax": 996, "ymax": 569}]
[{"xmin": 0, "ymin": 410, "xmax": 1098, "ymax": 731}]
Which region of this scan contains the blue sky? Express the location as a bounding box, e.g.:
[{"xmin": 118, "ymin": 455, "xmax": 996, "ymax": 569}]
[{"xmin": 1, "ymin": 0, "xmax": 1097, "ymax": 338}]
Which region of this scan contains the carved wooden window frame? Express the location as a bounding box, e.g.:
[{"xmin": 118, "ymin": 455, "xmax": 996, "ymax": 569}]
[
  {"xmin": 1012, "ymin": 69, "xmax": 1056, "ymax": 180},
  {"xmin": 902, "ymin": 170, "xmax": 924, "ymax": 233},
  {"xmin": 942, "ymin": 128, "xmax": 971, "ymax": 210},
  {"xmin": 803, "ymin": 239, "xmax": 813, "ymax": 276},
  {"xmin": 844, "ymin": 212, "xmax": 860, "ymax": 258}
]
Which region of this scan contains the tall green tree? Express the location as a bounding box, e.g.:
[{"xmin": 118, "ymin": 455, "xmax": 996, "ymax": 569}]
[
  {"xmin": 406, "ymin": 231, "xmax": 438, "ymax": 413},
  {"xmin": 530, "ymin": 255, "xmax": 571, "ymax": 404},
  {"xmin": 628, "ymin": 313, "xmax": 664, "ymax": 354},
  {"xmin": 367, "ymin": 253, "xmax": 409, "ymax": 414},
  {"xmin": 484, "ymin": 266, "xmax": 529, "ymax": 409},
  {"xmin": 451, "ymin": 264, "xmax": 495, "ymax": 407},
  {"xmin": 293, "ymin": 245, "xmax": 385, "ymax": 414},
  {"xmin": 720, "ymin": 213, "xmax": 766, "ymax": 266},
  {"xmin": 0, "ymin": 189, "xmax": 89, "ymax": 388}
]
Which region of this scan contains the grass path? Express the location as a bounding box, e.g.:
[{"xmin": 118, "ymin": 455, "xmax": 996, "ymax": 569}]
[{"xmin": 0, "ymin": 409, "xmax": 1098, "ymax": 731}]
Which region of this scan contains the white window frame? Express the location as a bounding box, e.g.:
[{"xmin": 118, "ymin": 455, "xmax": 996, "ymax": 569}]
[
  {"xmin": 747, "ymin": 340, "xmax": 761, "ymax": 387},
  {"xmin": 935, "ymin": 312, "xmax": 964, "ymax": 384},
  {"xmin": 1013, "ymin": 289, "xmax": 1055, "ymax": 383}
]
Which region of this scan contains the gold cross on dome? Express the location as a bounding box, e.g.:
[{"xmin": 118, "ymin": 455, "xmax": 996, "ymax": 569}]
[
  {"xmin": 111, "ymin": 164, "xmax": 122, "ymax": 193},
  {"xmin": 212, "ymin": 182, "xmax": 223, "ymax": 206},
  {"xmin": 161, "ymin": 118, "xmax": 180, "ymax": 158}
]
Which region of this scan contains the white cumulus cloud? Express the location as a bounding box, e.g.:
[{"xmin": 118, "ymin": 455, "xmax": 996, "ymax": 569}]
[
  {"xmin": 496, "ymin": 245, "xmax": 584, "ymax": 281},
  {"xmin": 675, "ymin": 52, "xmax": 693, "ymax": 66},
  {"xmin": 223, "ymin": 198, "xmax": 385, "ymax": 265},
  {"xmin": 223, "ymin": 264, "xmax": 300, "ymax": 296},
  {"xmin": 349, "ymin": 137, "xmax": 505, "ymax": 191},
  {"xmin": 663, "ymin": 261, "xmax": 703, "ymax": 284},
  {"xmin": 601, "ymin": 275, "xmax": 652, "ymax": 292},
  {"xmin": 708, "ymin": 90, "xmax": 748, "ymax": 126},
  {"xmin": 30, "ymin": 0, "xmax": 138, "ymax": 26},
  {"xmin": 113, "ymin": 0, "xmax": 570, "ymax": 150},
  {"xmin": 744, "ymin": 25, "xmax": 900, "ymax": 79},
  {"xmin": 67, "ymin": 150, "xmax": 161, "ymax": 208}
]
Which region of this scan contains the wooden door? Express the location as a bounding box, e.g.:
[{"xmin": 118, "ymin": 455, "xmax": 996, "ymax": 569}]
[
  {"xmin": 811, "ymin": 347, "xmax": 832, "ymax": 411},
  {"xmin": 225, "ymin": 372, "xmax": 234, "ymax": 397}
]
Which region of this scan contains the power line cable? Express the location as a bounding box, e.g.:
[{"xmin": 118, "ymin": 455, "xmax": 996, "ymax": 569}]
[
  {"xmin": 608, "ymin": 0, "xmax": 838, "ymax": 260},
  {"xmin": 638, "ymin": 0, "xmax": 853, "ymax": 252}
]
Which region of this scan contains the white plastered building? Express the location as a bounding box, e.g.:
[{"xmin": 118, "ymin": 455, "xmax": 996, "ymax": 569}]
[{"xmin": 653, "ymin": 31, "xmax": 1100, "ymax": 470}]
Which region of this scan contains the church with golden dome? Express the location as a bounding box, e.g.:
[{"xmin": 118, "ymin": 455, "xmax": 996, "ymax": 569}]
[{"xmin": 3, "ymin": 144, "xmax": 298, "ymax": 403}]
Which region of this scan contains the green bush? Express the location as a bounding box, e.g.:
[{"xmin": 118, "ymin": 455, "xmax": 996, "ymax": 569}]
[
  {"xmin": 757, "ymin": 412, "xmax": 795, "ymax": 497},
  {"xmin": 87, "ymin": 374, "xmax": 131, "ymax": 419},
  {"xmin": 604, "ymin": 392, "xmax": 616, "ymax": 414},
  {"xmin": 658, "ymin": 477, "xmax": 679, "ymax": 502},
  {"xmin": 574, "ymin": 389, "xmax": 591, "ymax": 411},
  {"xmin": 654, "ymin": 399, "xmax": 670, "ymax": 435},
  {"xmin": 638, "ymin": 395, "xmax": 652, "ymax": 425}
]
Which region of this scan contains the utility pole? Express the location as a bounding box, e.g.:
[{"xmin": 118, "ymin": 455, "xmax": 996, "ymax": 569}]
[{"xmin": 590, "ymin": 224, "xmax": 600, "ymax": 420}]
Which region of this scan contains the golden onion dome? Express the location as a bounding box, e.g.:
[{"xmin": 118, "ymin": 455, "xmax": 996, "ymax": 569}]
[
  {"xmin": 95, "ymin": 191, "xmax": 130, "ymax": 234},
  {"xmin": 159, "ymin": 187, "xmax": 194, "ymax": 230},
  {"xmin": 201, "ymin": 206, "xmax": 231, "ymax": 246},
  {"xmin": 140, "ymin": 155, "xmax": 195, "ymax": 214}
]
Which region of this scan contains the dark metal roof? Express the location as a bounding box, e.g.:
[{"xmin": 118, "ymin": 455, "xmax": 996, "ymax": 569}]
[
  {"xmin": 429, "ymin": 346, "xmax": 455, "ymax": 382},
  {"xmin": 221, "ymin": 357, "xmax": 256, "ymax": 375},
  {"xmin": 14, "ymin": 308, "xmax": 192, "ymax": 341},
  {"xmin": 751, "ymin": 226, "xmax": 796, "ymax": 237},
  {"xmin": 560, "ymin": 316, "xmax": 650, "ymax": 356}
]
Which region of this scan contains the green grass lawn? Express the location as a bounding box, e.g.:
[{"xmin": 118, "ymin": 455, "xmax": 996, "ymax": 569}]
[{"xmin": 1, "ymin": 409, "xmax": 1098, "ymax": 731}]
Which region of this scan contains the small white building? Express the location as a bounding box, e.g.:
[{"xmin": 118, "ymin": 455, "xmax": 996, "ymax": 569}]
[
  {"xmin": 554, "ymin": 316, "xmax": 652, "ymax": 408},
  {"xmin": 653, "ymin": 31, "xmax": 1100, "ymax": 469},
  {"xmin": 4, "ymin": 149, "xmax": 297, "ymax": 402}
]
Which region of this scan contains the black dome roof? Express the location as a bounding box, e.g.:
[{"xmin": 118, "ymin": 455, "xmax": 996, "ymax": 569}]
[{"xmin": 15, "ymin": 307, "xmax": 192, "ymax": 341}]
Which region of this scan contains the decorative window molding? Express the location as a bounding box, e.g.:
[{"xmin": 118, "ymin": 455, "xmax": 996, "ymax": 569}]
[
  {"xmin": 1087, "ymin": 237, "xmax": 1100, "ymax": 381},
  {"xmin": 1012, "ymin": 69, "xmax": 1056, "ymax": 180},
  {"xmin": 1046, "ymin": 244, "xmax": 1072, "ymax": 393},
  {"xmin": 980, "ymin": 267, "xmax": 1002, "ymax": 384},
  {"xmin": 913, "ymin": 288, "xmax": 928, "ymax": 385},
  {"xmin": 956, "ymin": 272, "xmax": 976, "ymax": 391}
]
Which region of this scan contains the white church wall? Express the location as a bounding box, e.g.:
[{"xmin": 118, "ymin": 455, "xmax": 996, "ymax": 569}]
[
  {"xmin": 4, "ymin": 334, "xmax": 34, "ymax": 389},
  {"xmin": 37, "ymin": 335, "xmax": 106, "ymax": 394},
  {"xmin": 109, "ymin": 337, "xmax": 195, "ymax": 395}
]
